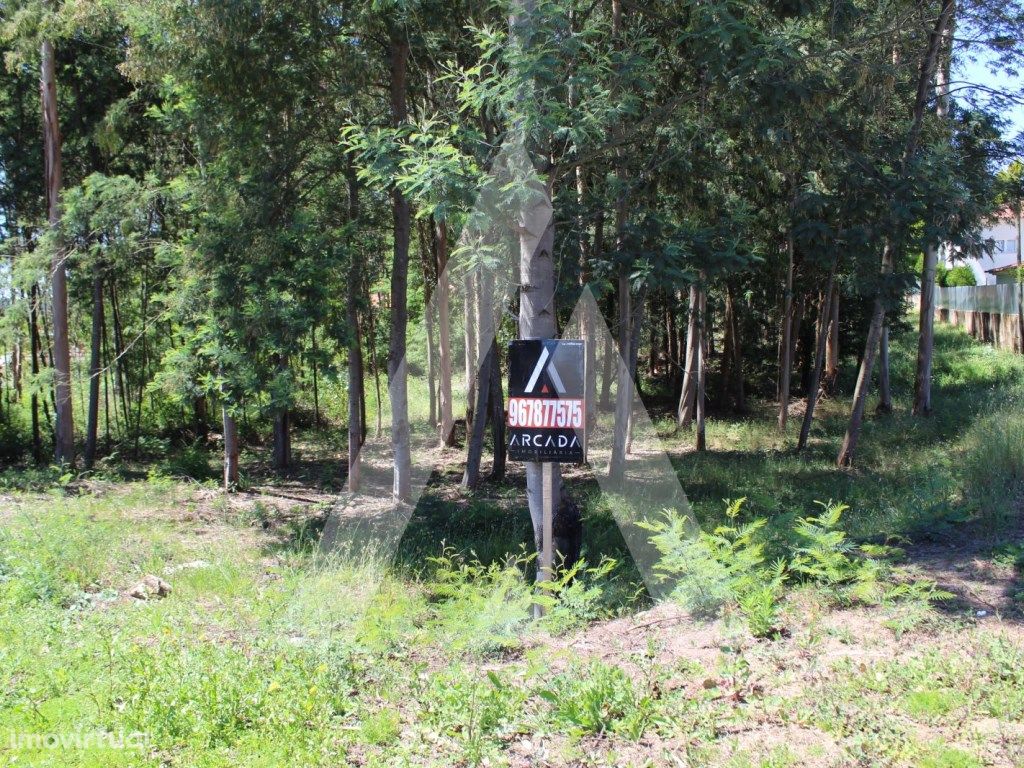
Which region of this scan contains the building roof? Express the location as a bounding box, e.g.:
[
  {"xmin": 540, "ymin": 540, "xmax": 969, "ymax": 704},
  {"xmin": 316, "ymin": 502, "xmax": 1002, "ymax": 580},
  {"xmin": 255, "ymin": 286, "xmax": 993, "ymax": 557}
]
[
  {"xmin": 987, "ymin": 263, "xmax": 1021, "ymax": 274},
  {"xmin": 986, "ymin": 205, "xmax": 1019, "ymax": 225}
]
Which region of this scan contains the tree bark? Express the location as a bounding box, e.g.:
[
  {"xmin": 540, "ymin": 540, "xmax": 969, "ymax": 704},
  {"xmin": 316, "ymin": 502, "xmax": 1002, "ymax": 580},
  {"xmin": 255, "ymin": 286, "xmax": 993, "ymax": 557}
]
[
  {"xmin": 823, "ymin": 285, "xmax": 840, "ymax": 395},
  {"xmin": 41, "ymin": 38, "xmax": 74, "ymax": 465},
  {"xmin": 418, "ymin": 220, "xmax": 437, "ymax": 428},
  {"xmin": 677, "ymin": 284, "xmax": 700, "ymax": 428},
  {"xmin": 623, "ymin": 282, "xmax": 648, "ymax": 456},
  {"xmin": 388, "ymin": 35, "xmax": 412, "ymax": 502},
  {"xmin": 577, "ymin": 167, "xmax": 598, "ymax": 430},
  {"xmin": 609, "ymin": 272, "xmax": 632, "ymax": 482},
  {"xmin": 109, "ymin": 282, "xmax": 131, "ymax": 437},
  {"xmin": 914, "ymin": 17, "xmax": 953, "ymax": 415},
  {"xmin": 463, "ymin": 270, "xmax": 493, "ymax": 489},
  {"xmin": 84, "ymin": 273, "xmax": 103, "ymax": 469},
  {"xmin": 696, "ymin": 288, "xmax": 707, "ymax": 452},
  {"xmin": 778, "ymin": 230, "xmax": 795, "ymax": 431},
  {"xmin": 877, "ymin": 324, "xmax": 892, "ymax": 414},
  {"xmin": 798, "ymin": 256, "xmax": 838, "ymax": 450},
  {"xmin": 347, "ymin": 294, "xmax": 363, "ymax": 492},
  {"xmin": 600, "ymin": 294, "xmax": 614, "ymax": 409},
  {"xmin": 488, "ymin": 336, "xmax": 506, "ymax": 481},
  {"xmin": 28, "ymin": 286, "xmax": 42, "ymax": 463},
  {"xmin": 839, "ymin": 0, "xmax": 954, "ymax": 466},
  {"xmin": 464, "ymin": 268, "xmax": 478, "ymax": 434},
  {"xmin": 517, "ymin": 171, "xmax": 568, "ymax": 569},
  {"xmin": 838, "ymin": 289, "xmax": 887, "ymax": 467},
  {"xmin": 222, "ymin": 403, "xmax": 239, "ymax": 491},
  {"xmin": 311, "ymin": 326, "xmax": 321, "ymax": 428},
  {"xmin": 722, "ymin": 282, "xmax": 745, "ymax": 412},
  {"xmin": 436, "ymin": 219, "xmax": 456, "ymax": 446},
  {"xmin": 272, "ymin": 407, "xmax": 291, "ymax": 470}
]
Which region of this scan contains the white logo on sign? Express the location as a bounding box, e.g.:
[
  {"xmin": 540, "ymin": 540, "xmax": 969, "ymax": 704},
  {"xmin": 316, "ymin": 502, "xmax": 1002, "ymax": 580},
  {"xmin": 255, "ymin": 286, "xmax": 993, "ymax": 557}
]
[{"xmin": 523, "ymin": 346, "xmax": 566, "ymax": 394}]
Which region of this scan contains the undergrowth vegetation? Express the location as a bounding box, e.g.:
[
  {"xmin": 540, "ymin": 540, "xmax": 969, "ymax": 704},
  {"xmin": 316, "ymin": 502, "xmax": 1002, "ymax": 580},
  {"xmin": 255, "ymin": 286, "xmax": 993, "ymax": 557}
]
[{"xmin": 0, "ymin": 325, "xmax": 1022, "ymax": 766}]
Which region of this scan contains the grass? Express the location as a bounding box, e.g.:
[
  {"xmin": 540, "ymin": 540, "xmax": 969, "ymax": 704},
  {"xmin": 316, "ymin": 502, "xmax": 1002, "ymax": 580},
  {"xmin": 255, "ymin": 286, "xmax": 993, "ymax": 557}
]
[{"xmin": 0, "ymin": 322, "xmax": 1022, "ymax": 766}]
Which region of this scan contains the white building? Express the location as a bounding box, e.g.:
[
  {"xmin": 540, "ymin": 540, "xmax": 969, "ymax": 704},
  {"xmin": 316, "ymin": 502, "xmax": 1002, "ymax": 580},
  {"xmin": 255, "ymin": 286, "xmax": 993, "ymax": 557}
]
[{"xmin": 951, "ymin": 206, "xmax": 1021, "ymax": 285}]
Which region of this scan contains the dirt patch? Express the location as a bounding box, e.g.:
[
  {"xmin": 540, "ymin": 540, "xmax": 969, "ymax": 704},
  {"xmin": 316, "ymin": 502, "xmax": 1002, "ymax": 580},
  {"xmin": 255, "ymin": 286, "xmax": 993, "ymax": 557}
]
[{"xmin": 901, "ymin": 513, "xmax": 1024, "ymax": 620}]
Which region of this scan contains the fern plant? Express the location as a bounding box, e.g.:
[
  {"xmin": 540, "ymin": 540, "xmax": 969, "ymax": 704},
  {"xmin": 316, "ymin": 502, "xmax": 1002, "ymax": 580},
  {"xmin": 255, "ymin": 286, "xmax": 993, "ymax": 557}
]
[{"xmin": 641, "ymin": 499, "xmax": 787, "ymax": 636}]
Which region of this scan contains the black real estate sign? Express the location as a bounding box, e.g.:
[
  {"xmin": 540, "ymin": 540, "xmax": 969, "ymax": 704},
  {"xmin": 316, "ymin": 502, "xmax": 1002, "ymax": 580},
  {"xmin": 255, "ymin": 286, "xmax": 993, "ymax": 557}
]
[{"xmin": 507, "ymin": 339, "xmax": 586, "ymax": 463}]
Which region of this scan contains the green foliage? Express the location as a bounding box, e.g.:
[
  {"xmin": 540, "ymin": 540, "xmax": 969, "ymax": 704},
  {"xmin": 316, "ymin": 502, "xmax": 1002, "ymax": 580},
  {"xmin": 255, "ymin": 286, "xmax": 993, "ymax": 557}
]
[
  {"xmin": 642, "ymin": 499, "xmax": 786, "ymax": 636},
  {"xmin": 645, "ymin": 498, "xmax": 949, "ymax": 636},
  {"xmin": 0, "ymin": 509, "xmax": 128, "ymax": 607},
  {"xmin": 0, "ymin": 415, "xmax": 28, "ymax": 465},
  {"xmin": 420, "ymin": 668, "xmax": 527, "ymax": 762},
  {"xmin": 960, "ymin": 411, "xmax": 1024, "ymax": 526},
  {"xmin": 425, "ymin": 548, "xmax": 535, "ymax": 655},
  {"xmin": 116, "ymin": 639, "xmax": 350, "ymax": 749},
  {"xmin": 540, "ymin": 661, "xmax": 654, "ymax": 739},
  {"xmin": 942, "ymin": 265, "xmax": 977, "ymax": 287}
]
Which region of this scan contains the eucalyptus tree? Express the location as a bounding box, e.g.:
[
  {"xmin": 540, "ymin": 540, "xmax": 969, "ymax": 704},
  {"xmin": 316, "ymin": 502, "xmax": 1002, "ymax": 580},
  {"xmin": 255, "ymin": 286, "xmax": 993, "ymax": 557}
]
[{"xmin": 122, "ymin": 0, "xmax": 357, "ymax": 482}]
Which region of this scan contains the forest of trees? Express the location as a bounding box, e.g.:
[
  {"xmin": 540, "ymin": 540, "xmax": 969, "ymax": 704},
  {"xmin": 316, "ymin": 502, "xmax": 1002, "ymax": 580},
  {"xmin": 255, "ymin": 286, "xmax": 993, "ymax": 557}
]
[{"xmin": 1, "ymin": 0, "xmax": 1022, "ymax": 518}]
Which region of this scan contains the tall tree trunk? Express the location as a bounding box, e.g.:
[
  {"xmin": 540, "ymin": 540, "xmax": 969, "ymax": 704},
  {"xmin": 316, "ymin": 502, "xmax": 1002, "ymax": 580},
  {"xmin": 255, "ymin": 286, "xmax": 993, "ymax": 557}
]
[
  {"xmin": 272, "ymin": 406, "xmax": 291, "ymax": 470},
  {"xmin": 464, "ymin": 269, "xmax": 478, "ymax": 433},
  {"xmin": 838, "ymin": 290, "xmax": 887, "ymax": 467},
  {"xmin": 778, "ymin": 230, "xmax": 795, "ymax": 431},
  {"xmin": 609, "ymin": 272, "xmax": 632, "ymax": 482},
  {"xmin": 577, "ymin": 167, "xmax": 598, "ymax": 430},
  {"xmin": 667, "ymin": 291, "xmax": 680, "ymax": 392},
  {"xmin": 436, "ymin": 219, "xmax": 456, "ymax": 446},
  {"xmin": 914, "ymin": 242, "xmax": 940, "ymax": 414},
  {"xmin": 913, "ymin": 6, "xmax": 953, "ymax": 415},
  {"xmin": 463, "ymin": 270, "xmax": 493, "ymax": 489},
  {"xmin": 877, "ymin": 325, "xmax": 892, "ymax": 414},
  {"xmin": 109, "ymin": 282, "xmax": 131, "ymax": 436},
  {"xmin": 600, "ymin": 295, "xmax": 614, "ymax": 409},
  {"xmin": 41, "ymin": 38, "xmax": 73, "ymax": 465},
  {"xmin": 696, "ymin": 288, "xmax": 707, "ymax": 451},
  {"xmin": 425, "ymin": 288, "xmax": 437, "ymax": 428},
  {"xmin": 677, "ymin": 284, "xmax": 700, "ymax": 428},
  {"xmin": 388, "ymin": 35, "xmax": 412, "ymax": 502},
  {"xmin": 311, "ymin": 326, "xmax": 321, "ymax": 428},
  {"xmin": 488, "ymin": 336, "xmax": 506, "ymax": 481},
  {"xmin": 623, "ymin": 282, "xmax": 648, "ymax": 456},
  {"xmin": 347, "ymin": 293, "xmax": 363, "ymax": 492},
  {"xmin": 102, "ymin": 303, "xmax": 115, "ymax": 442},
  {"xmin": 839, "ymin": 0, "xmax": 954, "ymax": 467},
  {"xmin": 222, "ymin": 401, "xmax": 239, "ymax": 491},
  {"xmin": 366, "ymin": 289, "xmax": 383, "ymax": 439},
  {"xmin": 798, "ymin": 256, "xmax": 838, "ymax": 450},
  {"xmin": 418, "ymin": 219, "xmax": 437, "ymax": 428},
  {"xmin": 28, "ymin": 286, "xmax": 41, "ymax": 463},
  {"xmin": 518, "ymin": 175, "xmax": 567, "ymax": 568},
  {"xmin": 84, "ymin": 273, "xmax": 103, "ymax": 469},
  {"xmin": 722, "ymin": 282, "xmax": 745, "ymax": 412},
  {"xmin": 823, "ymin": 285, "xmax": 840, "ymax": 394}
]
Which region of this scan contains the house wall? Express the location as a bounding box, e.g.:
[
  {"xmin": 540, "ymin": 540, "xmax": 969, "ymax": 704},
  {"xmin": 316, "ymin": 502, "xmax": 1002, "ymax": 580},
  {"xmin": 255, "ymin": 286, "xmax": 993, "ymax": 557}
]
[{"xmin": 950, "ymin": 213, "xmax": 1021, "ymax": 285}]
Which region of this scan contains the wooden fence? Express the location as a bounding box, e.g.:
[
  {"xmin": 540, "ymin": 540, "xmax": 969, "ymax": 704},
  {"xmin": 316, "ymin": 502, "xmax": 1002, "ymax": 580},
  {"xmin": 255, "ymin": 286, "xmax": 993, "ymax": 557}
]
[{"xmin": 935, "ymin": 284, "xmax": 1023, "ymax": 352}]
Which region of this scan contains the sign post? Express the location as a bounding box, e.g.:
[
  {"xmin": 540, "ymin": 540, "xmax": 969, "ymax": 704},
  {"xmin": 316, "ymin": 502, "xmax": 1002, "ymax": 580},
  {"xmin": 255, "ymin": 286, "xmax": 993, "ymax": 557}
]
[{"xmin": 507, "ymin": 339, "xmax": 585, "ymax": 616}]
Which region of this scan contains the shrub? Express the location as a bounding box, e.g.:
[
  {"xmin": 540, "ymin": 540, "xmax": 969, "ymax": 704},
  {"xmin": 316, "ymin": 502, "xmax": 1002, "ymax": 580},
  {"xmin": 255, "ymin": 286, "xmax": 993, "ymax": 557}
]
[
  {"xmin": 942, "ymin": 265, "xmax": 977, "ymax": 287},
  {"xmin": 0, "ymin": 415, "xmax": 28, "ymax": 465},
  {"xmin": 645, "ymin": 499, "xmax": 948, "ymax": 636},
  {"xmin": 158, "ymin": 444, "xmax": 217, "ymax": 480},
  {"xmin": 642, "ymin": 498, "xmax": 786, "ymax": 636}
]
